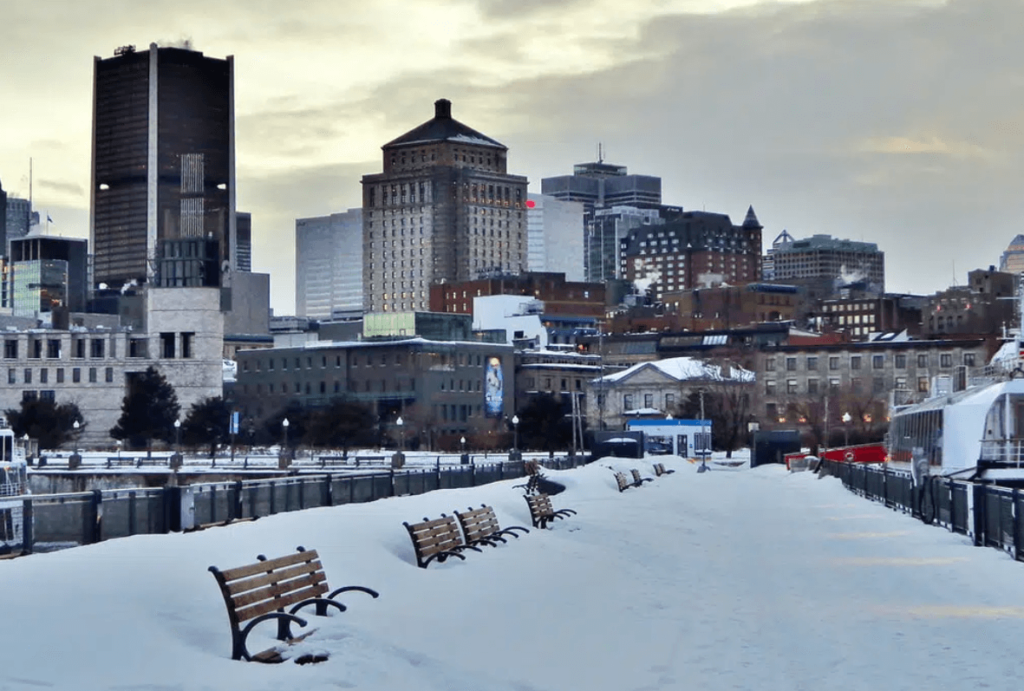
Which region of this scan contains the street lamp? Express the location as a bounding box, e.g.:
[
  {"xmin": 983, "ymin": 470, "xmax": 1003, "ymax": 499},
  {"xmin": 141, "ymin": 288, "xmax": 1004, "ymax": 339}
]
[
  {"xmin": 72, "ymin": 420, "xmax": 80, "ymax": 455},
  {"xmin": 842, "ymin": 412, "xmax": 852, "ymax": 447},
  {"xmin": 396, "ymin": 416, "xmax": 404, "ymax": 452},
  {"xmin": 697, "ymin": 389, "xmax": 709, "ymax": 473},
  {"xmin": 282, "ymin": 418, "xmax": 290, "ymax": 453},
  {"xmin": 461, "ymin": 436, "xmax": 466, "ymax": 453},
  {"xmin": 512, "ymin": 415, "xmax": 519, "ymax": 454},
  {"xmin": 174, "ymin": 419, "xmax": 181, "ymax": 454}
]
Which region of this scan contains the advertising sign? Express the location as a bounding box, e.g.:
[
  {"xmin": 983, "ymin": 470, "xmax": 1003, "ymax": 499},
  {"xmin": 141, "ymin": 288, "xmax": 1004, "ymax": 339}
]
[{"xmin": 484, "ymin": 356, "xmax": 504, "ymax": 418}]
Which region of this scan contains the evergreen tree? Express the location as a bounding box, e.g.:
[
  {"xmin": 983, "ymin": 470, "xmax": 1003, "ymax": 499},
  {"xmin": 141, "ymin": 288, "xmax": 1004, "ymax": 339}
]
[
  {"xmin": 5, "ymin": 398, "xmax": 84, "ymax": 451},
  {"xmin": 305, "ymin": 397, "xmax": 377, "ymax": 452},
  {"xmin": 182, "ymin": 396, "xmax": 232, "ymax": 459},
  {"xmin": 517, "ymin": 394, "xmax": 575, "ymax": 452},
  {"xmin": 110, "ymin": 366, "xmax": 181, "ymax": 452}
]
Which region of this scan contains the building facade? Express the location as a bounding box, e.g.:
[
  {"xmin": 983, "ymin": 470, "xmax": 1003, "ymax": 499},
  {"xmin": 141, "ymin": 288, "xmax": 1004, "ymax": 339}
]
[
  {"xmin": 541, "ymin": 159, "xmax": 661, "ymax": 215},
  {"xmin": 619, "ymin": 208, "xmax": 763, "ymax": 302},
  {"xmin": 295, "ymin": 209, "xmax": 363, "ymax": 320},
  {"xmin": 236, "ymin": 211, "xmax": 252, "ymax": 272},
  {"xmin": 4, "ymin": 196, "xmax": 32, "ymax": 251},
  {"xmin": 90, "ymin": 43, "xmax": 236, "ymax": 291},
  {"xmin": 0, "ymin": 287, "xmax": 224, "ymax": 447},
  {"xmin": 769, "ymin": 234, "xmax": 885, "ymax": 296},
  {"xmin": 233, "ymin": 338, "xmax": 515, "ymax": 449},
  {"xmin": 920, "ymin": 268, "xmax": 1017, "ymax": 337},
  {"xmin": 662, "ymin": 283, "xmax": 804, "ymax": 331},
  {"xmin": 526, "ymin": 194, "xmax": 584, "ymax": 282},
  {"xmin": 430, "ymin": 271, "xmax": 605, "ymax": 319},
  {"xmin": 8, "ymin": 236, "xmax": 89, "ymax": 318},
  {"xmin": 361, "ymin": 99, "xmax": 529, "ymax": 314}
]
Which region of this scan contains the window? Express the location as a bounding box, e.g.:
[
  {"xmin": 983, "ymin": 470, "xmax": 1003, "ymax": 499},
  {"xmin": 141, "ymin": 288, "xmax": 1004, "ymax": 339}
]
[
  {"xmin": 918, "ymin": 377, "xmax": 929, "ymax": 393},
  {"xmin": 787, "ymin": 380, "xmax": 798, "ymax": 394},
  {"xmin": 765, "ymin": 357, "xmax": 776, "ymax": 372},
  {"xmin": 665, "ymin": 393, "xmax": 675, "ymax": 409},
  {"xmin": 4, "ymin": 340, "xmax": 17, "ymax": 359},
  {"xmin": 40, "ymin": 390, "xmax": 55, "ymax": 402},
  {"xmin": 89, "ymin": 368, "xmax": 97, "ymax": 383},
  {"xmin": 829, "ymin": 378, "xmax": 840, "ymax": 392},
  {"xmin": 964, "ymin": 353, "xmax": 976, "ymax": 367},
  {"xmin": 129, "ymin": 339, "xmax": 147, "ymax": 358},
  {"xmin": 181, "ymin": 333, "xmax": 194, "ymax": 359},
  {"xmin": 47, "ymin": 339, "xmax": 61, "ymax": 359},
  {"xmin": 850, "ymin": 356, "xmax": 862, "ymax": 370},
  {"xmin": 785, "ymin": 357, "xmax": 797, "ymax": 371},
  {"xmin": 895, "ymin": 376, "xmax": 907, "ymax": 389},
  {"xmin": 917, "ymin": 354, "xmax": 928, "ymax": 368},
  {"xmin": 161, "ymin": 333, "xmax": 175, "ymax": 359},
  {"xmin": 851, "ymin": 378, "xmax": 862, "ymax": 392},
  {"xmin": 23, "ymin": 369, "xmax": 31, "ymax": 384},
  {"xmin": 22, "ymin": 391, "xmax": 37, "ymax": 403},
  {"xmin": 56, "ymin": 368, "xmax": 64, "ymax": 383},
  {"xmin": 940, "ymin": 353, "xmax": 953, "ymax": 368},
  {"xmin": 807, "ymin": 378, "xmax": 819, "ymax": 395},
  {"xmin": 829, "ymin": 357, "xmax": 840, "ymax": 371},
  {"xmin": 106, "ymin": 367, "xmax": 113, "ymax": 383},
  {"xmin": 872, "ymin": 355, "xmax": 884, "ymax": 370},
  {"xmin": 7, "ymin": 369, "xmax": 14, "ymax": 384},
  {"xmin": 40, "ymin": 369, "xmax": 48, "ymax": 384},
  {"xmin": 765, "ymin": 380, "xmax": 776, "ymax": 396},
  {"xmin": 623, "ymin": 394, "xmax": 634, "ymax": 410},
  {"xmin": 91, "ymin": 339, "xmax": 105, "ymax": 358},
  {"xmin": 895, "ymin": 354, "xmax": 907, "ymax": 369},
  {"xmin": 74, "ymin": 339, "xmax": 85, "ymax": 358},
  {"xmin": 806, "ymin": 356, "xmax": 818, "ymax": 371},
  {"xmin": 30, "ymin": 340, "xmax": 41, "ymax": 359},
  {"xmin": 72, "ymin": 368, "xmax": 80, "ymax": 383},
  {"xmin": 873, "ymin": 376, "xmax": 885, "ymax": 393},
  {"xmin": 644, "ymin": 394, "xmax": 654, "ymax": 408}
]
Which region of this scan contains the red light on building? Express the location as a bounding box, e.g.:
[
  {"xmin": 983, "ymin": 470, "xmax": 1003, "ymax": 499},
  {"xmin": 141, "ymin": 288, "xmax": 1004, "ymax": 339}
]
[{"xmin": 525, "ymin": 200, "xmax": 536, "ymax": 209}]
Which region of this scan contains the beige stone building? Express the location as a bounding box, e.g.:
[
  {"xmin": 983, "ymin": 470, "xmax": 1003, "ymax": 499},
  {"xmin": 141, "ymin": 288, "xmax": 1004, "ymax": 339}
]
[{"xmin": 0, "ymin": 288, "xmax": 224, "ymax": 448}]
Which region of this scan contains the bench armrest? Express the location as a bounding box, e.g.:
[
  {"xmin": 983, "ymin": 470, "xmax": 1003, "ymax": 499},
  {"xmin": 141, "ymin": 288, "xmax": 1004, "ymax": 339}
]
[
  {"xmin": 238, "ymin": 612, "xmax": 308, "ymax": 662},
  {"xmin": 327, "ymin": 585, "xmax": 380, "ymax": 600}
]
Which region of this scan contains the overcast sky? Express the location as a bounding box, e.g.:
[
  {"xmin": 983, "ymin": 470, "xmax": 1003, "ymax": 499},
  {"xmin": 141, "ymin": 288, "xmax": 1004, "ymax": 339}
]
[{"xmin": 1, "ymin": 0, "xmax": 1021, "ymax": 314}]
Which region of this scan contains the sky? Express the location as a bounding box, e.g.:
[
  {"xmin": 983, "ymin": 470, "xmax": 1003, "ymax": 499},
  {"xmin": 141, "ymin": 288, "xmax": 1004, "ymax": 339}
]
[{"xmin": 1, "ymin": 0, "xmax": 1021, "ymax": 315}]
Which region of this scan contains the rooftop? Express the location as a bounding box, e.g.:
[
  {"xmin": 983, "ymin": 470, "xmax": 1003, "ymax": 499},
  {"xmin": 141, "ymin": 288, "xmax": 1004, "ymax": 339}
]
[{"xmin": 383, "ymin": 99, "xmax": 506, "ymax": 150}]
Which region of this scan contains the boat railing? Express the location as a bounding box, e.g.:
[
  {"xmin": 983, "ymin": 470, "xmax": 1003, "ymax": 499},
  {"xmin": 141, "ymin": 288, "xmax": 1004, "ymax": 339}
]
[{"xmin": 979, "ymin": 439, "xmax": 1024, "ymax": 466}]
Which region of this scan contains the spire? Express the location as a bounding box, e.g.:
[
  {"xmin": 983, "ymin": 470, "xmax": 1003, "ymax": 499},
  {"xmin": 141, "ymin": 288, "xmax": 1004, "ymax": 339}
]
[{"xmin": 742, "ymin": 205, "xmax": 761, "ymax": 228}]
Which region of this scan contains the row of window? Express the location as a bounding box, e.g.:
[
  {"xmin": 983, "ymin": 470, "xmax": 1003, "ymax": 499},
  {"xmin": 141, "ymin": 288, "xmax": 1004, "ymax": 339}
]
[
  {"xmin": 4, "ymin": 338, "xmax": 107, "ymax": 360},
  {"xmin": 523, "ymin": 377, "xmax": 584, "ymax": 391},
  {"xmin": 241, "ymin": 378, "xmax": 483, "ymax": 397},
  {"xmin": 765, "ymin": 376, "xmax": 927, "ymax": 396},
  {"xmin": 242, "ymin": 352, "xmax": 486, "ymax": 372},
  {"xmin": 6, "ymin": 366, "xmax": 114, "ymax": 385},
  {"xmin": 622, "ymin": 393, "xmax": 676, "ymax": 410},
  {"xmin": 765, "ymin": 353, "xmax": 974, "ymax": 372}
]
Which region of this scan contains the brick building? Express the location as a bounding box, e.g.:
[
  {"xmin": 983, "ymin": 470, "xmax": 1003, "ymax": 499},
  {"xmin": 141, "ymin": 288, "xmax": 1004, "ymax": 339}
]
[{"xmin": 429, "ymin": 271, "xmax": 605, "ymax": 318}]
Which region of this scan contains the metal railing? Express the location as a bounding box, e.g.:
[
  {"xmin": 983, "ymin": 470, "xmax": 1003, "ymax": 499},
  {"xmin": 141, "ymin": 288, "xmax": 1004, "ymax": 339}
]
[
  {"xmin": 0, "ymin": 454, "xmax": 588, "ymax": 557},
  {"xmin": 819, "ymin": 459, "xmax": 1023, "ymax": 563}
]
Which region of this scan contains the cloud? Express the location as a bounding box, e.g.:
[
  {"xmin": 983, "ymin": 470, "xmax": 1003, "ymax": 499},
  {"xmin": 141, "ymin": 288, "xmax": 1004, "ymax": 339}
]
[{"xmin": 38, "ymin": 179, "xmax": 86, "ymax": 197}]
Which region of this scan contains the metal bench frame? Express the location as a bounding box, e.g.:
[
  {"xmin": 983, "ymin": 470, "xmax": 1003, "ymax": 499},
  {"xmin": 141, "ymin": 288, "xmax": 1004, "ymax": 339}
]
[
  {"xmin": 525, "ymin": 493, "xmax": 577, "ymax": 529},
  {"xmin": 208, "ymin": 546, "xmax": 379, "ymax": 662},
  {"xmin": 404, "ymin": 514, "xmax": 482, "ymax": 568},
  {"xmin": 454, "ymin": 504, "xmax": 529, "ymax": 547}
]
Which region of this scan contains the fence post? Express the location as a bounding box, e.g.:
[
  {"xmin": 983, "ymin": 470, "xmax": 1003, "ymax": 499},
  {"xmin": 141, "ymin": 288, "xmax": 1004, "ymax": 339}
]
[
  {"xmin": 973, "ymin": 484, "xmax": 986, "ymax": 547},
  {"xmin": 234, "ymin": 481, "xmax": 244, "ymax": 521},
  {"xmin": 85, "ymin": 490, "xmax": 103, "ymax": 544},
  {"xmin": 324, "ymin": 475, "xmax": 333, "ymax": 507},
  {"xmin": 470, "ymin": 463, "xmax": 476, "ymax": 486},
  {"xmin": 1014, "ymin": 488, "xmax": 1022, "ymax": 561},
  {"xmin": 390, "ymin": 468, "xmax": 396, "ymax": 498},
  {"xmin": 22, "ymin": 498, "xmax": 33, "ymax": 555},
  {"xmin": 128, "ymin": 491, "xmax": 137, "ymax": 536}
]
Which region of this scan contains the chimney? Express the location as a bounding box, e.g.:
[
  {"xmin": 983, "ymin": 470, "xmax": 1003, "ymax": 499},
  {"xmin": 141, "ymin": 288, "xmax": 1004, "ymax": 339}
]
[{"xmin": 435, "ymin": 99, "xmax": 452, "ymax": 119}]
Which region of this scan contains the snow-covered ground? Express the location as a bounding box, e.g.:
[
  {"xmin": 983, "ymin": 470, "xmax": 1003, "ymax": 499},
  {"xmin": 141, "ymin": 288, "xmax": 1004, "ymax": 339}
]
[{"xmin": 4, "ymin": 454, "xmax": 1024, "ymax": 690}]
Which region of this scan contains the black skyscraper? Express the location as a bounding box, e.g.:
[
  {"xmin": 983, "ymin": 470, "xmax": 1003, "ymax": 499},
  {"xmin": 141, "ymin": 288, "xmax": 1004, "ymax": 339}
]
[{"xmin": 90, "ymin": 43, "xmax": 236, "ymax": 290}]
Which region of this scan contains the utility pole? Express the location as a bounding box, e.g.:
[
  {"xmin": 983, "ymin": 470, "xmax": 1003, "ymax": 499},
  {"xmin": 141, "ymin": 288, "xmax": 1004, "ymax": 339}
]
[{"xmin": 698, "ymin": 388, "xmax": 709, "ymax": 473}]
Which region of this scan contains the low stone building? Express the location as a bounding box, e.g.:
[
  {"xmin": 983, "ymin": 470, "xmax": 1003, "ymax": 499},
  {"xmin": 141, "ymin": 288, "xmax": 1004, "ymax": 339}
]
[{"xmin": 0, "ymin": 287, "xmax": 224, "ymax": 448}]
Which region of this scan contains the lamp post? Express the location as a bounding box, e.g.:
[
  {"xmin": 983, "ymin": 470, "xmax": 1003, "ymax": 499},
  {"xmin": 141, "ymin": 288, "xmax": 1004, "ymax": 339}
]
[
  {"xmin": 461, "ymin": 436, "xmax": 466, "ymax": 454},
  {"xmin": 116, "ymin": 439, "xmax": 122, "ymax": 461},
  {"xmin": 282, "ymin": 418, "xmax": 290, "ymax": 452},
  {"xmin": 842, "ymin": 412, "xmax": 851, "ymax": 447},
  {"xmin": 73, "ymin": 420, "xmax": 80, "ymax": 453},
  {"xmin": 512, "ymin": 414, "xmax": 520, "ymax": 456},
  {"xmin": 70, "ymin": 421, "xmax": 81, "ymax": 470},
  {"xmin": 697, "ymin": 389, "xmax": 709, "ymax": 473},
  {"xmin": 396, "ymin": 416, "xmax": 404, "ymax": 452},
  {"xmin": 171, "ymin": 419, "xmax": 182, "ymax": 473}
]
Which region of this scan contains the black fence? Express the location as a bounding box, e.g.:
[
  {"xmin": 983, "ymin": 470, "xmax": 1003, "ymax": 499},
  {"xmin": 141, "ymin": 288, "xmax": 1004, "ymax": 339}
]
[
  {"xmin": 820, "ymin": 459, "xmax": 1024, "ymax": 562},
  {"xmin": 3, "ymin": 456, "xmax": 587, "ymax": 556}
]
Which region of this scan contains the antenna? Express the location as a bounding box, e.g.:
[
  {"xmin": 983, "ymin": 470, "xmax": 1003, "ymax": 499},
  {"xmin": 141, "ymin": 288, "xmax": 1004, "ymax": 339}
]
[
  {"xmin": 28, "ymin": 158, "xmax": 32, "ymax": 208},
  {"xmin": 598, "ymin": 143, "xmax": 603, "ymax": 164}
]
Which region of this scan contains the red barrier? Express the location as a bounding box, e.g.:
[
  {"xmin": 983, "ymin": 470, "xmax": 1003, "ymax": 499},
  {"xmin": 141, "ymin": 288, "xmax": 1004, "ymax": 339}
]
[{"xmin": 785, "ymin": 443, "xmax": 886, "ymax": 469}]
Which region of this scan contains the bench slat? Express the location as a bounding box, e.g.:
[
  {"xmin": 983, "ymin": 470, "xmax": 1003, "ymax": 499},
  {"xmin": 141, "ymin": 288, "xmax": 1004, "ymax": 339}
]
[
  {"xmin": 231, "ymin": 571, "xmax": 328, "ymax": 610},
  {"xmin": 219, "ymin": 550, "xmax": 320, "ymax": 582},
  {"xmin": 415, "ymin": 530, "xmax": 462, "ymax": 553},
  {"xmin": 226, "ymin": 561, "xmax": 323, "ymax": 596},
  {"xmin": 235, "ymin": 582, "xmax": 329, "ymax": 623}
]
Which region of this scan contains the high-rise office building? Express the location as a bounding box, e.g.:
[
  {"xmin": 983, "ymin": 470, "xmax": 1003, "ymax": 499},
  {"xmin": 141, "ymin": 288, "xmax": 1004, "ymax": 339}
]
[
  {"xmin": 4, "ymin": 196, "xmax": 32, "ymax": 250},
  {"xmin": 0, "ymin": 178, "xmax": 6, "ymax": 252},
  {"xmin": 587, "ymin": 206, "xmax": 664, "ymax": 284},
  {"xmin": 8, "ymin": 235, "xmax": 89, "ymax": 317},
  {"xmin": 361, "ymin": 99, "xmax": 529, "ymax": 313},
  {"xmin": 541, "ymin": 160, "xmax": 661, "ymax": 214},
  {"xmin": 769, "ymin": 233, "xmax": 885, "ymax": 296},
  {"xmin": 526, "ymin": 194, "xmax": 585, "ymax": 282},
  {"xmin": 1000, "ymin": 235, "xmax": 1024, "ymax": 275},
  {"xmin": 90, "ymin": 43, "xmax": 236, "ymax": 291},
  {"xmin": 236, "ymin": 211, "xmax": 252, "ymax": 272},
  {"xmin": 295, "ymin": 209, "xmax": 363, "ymax": 319},
  {"xmin": 762, "ymin": 229, "xmax": 794, "ymax": 281}
]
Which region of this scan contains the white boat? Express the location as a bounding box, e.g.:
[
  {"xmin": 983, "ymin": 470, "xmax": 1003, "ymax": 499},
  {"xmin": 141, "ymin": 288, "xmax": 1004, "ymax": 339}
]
[{"xmin": 0, "ymin": 427, "xmax": 29, "ymax": 554}]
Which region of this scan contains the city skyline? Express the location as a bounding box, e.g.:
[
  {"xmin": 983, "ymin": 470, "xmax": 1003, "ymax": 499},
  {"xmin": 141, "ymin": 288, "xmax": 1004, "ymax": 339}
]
[{"xmin": 0, "ymin": 0, "xmax": 1020, "ymax": 313}]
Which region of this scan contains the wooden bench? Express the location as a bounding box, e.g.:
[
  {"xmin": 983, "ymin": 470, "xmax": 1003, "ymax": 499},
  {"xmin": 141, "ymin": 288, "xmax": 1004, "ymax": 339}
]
[
  {"xmin": 653, "ymin": 462, "xmax": 676, "ymax": 476},
  {"xmin": 614, "ymin": 471, "xmax": 639, "ymax": 492},
  {"xmin": 525, "ymin": 493, "xmax": 577, "ymax": 529},
  {"xmin": 208, "ymin": 546, "xmax": 379, "ymax": 662},
  {"xmin": 403, "ymin": 515, "xmax": 482, "ymax": 568},
  {"xmin": 631, "ymin": 468, "xmax": 654, "ymax": 485},
  {"xmin": 513, "ymin": 460, "xmax": 544, "ymax": 494},
  {"xmin": 454, "ymin": 504, "xmax": 529, "ymax": 547}
]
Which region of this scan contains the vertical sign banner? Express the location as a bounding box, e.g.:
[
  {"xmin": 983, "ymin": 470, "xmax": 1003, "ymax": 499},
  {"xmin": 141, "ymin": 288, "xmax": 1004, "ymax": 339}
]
[
  {"xmin": 230, "ymin": 411, "xmax": 239, "ymax": 435},
  {"xmin": 484, "ymin": 356, "xmax": 504, "ymax": 418}
]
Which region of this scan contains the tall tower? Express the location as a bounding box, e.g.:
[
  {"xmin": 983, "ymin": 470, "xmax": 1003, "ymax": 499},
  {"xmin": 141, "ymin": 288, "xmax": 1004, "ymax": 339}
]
[
  {"xmin": 361, "ymin": 99, "xmax": 529, "ymax": 313},
  {"xmin": 90, "ymin": 43, "xmax": 236, "ymax": 291}
]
